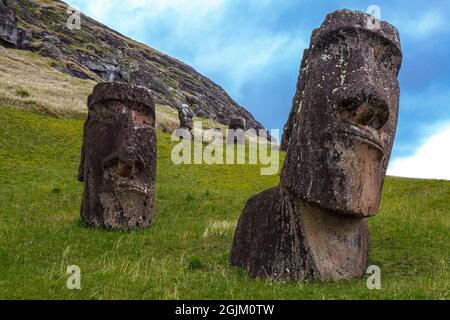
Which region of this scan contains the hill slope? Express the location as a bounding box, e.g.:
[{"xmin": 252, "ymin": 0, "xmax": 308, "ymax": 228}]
[
  {"xmin": 0, "ymin": 46, "xmax": 231, "ymax": 136},
  {"xmin": 0, "ymin": 105, "xmax": 449, "ymax": 299},
  {"xmin": 0, "ymin": 0, "xmax": 266, "ymax": 131}
]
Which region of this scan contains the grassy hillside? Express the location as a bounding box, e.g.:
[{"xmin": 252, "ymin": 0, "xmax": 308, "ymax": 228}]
[
  {"xmin": 0, "ymin": 105, "xmax": 448, "ymax": 299},
  {"xmin": 2, "ymin": 0, "xmax": 265, "ymax": 131},
  {"xmin": 0, "ymin": 47, "xmax": 228, "ymax": 135},
  {"xmin": 0, "ymin": 46, "xmax": 94, "ymax": 117}
]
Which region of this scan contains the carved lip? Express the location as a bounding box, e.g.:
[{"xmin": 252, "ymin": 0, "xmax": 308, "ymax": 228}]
[
  {"xmin": 117, "ymin": 184, "xmax": 148, "ymax": 195},
  {"xmin": 335, "ymin": 124, "xmax": 384, "ymax": 154}
]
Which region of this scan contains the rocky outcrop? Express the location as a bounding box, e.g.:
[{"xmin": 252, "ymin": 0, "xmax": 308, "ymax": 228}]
[
  {"xmin": 0, "ymin": 0, "xmax": 266, "ymax": 133},
  {"xmin": 0, "ymin": 0, "xmax": 31, "ymax": 48}
]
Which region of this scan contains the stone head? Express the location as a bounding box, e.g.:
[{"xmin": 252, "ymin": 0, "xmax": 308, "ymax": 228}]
[
  {"xmin": 78, "ymin": 82, "xmax": 156, "ymax": 229},
  {"xmin": 229, "ymin": 117, "xmax": 246, "ymax": 131},
  {"xmin": 281, "ymin": 10, "xmax": 402, "ymax": 217},
  {"xmin": 178, "ymin": 103, "xmax": 194, "ymax": 131}
]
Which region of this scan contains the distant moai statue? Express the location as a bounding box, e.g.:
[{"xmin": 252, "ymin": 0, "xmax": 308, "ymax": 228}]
[
  {"xmin": 178, "ymin": 103, "xmax": 194, "ymax": 132},
  {"xmin": 227, "ymin": 116, "xmax": 246, "ymax": 145},
  {"xmin": 78, "ymin": 82, "xmax": 157, "ymax": 230},
  {"xmin": 231, "ymin": 10, "xmax": 402, "ymax": 281}
]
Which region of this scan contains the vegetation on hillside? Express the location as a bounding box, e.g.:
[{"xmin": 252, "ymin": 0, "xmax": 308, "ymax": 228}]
[
  {"xmin": 0, "ymin": 46, "xmax": 230, "ymax": 136},
  {"xmin": 2, "ymin": 0, "xmax": 264, "ymax": 130}
]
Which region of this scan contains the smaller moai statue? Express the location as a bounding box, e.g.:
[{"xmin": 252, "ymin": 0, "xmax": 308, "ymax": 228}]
[
  {"xmin": 178, "ymin": 103, "xmax": 194, "ymax": 131},
  {"xmin": 77, "ymin": 82, "xmax": 157, "ymax": 230},
  {"xmin": 229, "ymin": 117, "xmax": 246, "ymax": 131},
  {"xmin": 227, "ymin": 116, "xmax": 247, "ymax": 145}
]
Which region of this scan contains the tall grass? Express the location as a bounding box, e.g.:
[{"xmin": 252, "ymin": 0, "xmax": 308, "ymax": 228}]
[{"xmin": 0, "ymin": 105, "xmax": 448, "ymax": 299}]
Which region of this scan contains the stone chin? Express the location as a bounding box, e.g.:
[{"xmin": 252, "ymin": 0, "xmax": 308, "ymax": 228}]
[
  {"xmin": 289, "ymin": 141, "xmax": 385, "ymax": 218},
  {"xmin": 99, "ymin": 190, "xmax": 153, "ymax": 230},
  {"xmin": 327, "ymin": 135, "xmax": 385, "ymax": 217},
  {"xmin": 289, "ymin": 121, "xmax": 388, "ymax": 217},
  {"xmin": 96, "ymin": 170, "xmax": 154, "ymax": 229}
]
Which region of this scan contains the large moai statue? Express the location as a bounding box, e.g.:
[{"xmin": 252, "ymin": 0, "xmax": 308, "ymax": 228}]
[
  {"xmin": 78, "ymin": 82, "xmax": 157, "ymax": 230},
  {"xmin": 280, "ymin": 48, "xmax": 310, "ymax": 152},
  {"xmin": 231, "ymin": 10, "xmax": 402, "ymax": 281}
]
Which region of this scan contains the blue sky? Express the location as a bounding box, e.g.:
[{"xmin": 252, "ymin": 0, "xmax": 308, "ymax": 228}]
[{"xmin": 67, "ymin": 0, "xmax": 450, "ymax": 179}]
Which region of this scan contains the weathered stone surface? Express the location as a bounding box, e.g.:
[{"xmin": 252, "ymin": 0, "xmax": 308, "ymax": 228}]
[
  {"xmin": 231, "ymin": 187, "xmax": 370, "ymax": 280},
  {"xmin": 78, "ymin": 82, "xmax": 157, "ymax": 230},
  {"xmin": 230, "ymin": 187, "xmax": 315, "ymax": 280},
  {"xmin": 178, "ymin": 103, "xmax": 194, "ymax": 131},
  {"xmin": 280, "ymin": 48, "xmax": 310, "ymax": 152},
  {"xmin": 231, "ymin": 10, "xmax": 402, "ymax": 281},
  {"xmin": 0, "ymin": 1, "xmax": 17, "ymax": 47}
]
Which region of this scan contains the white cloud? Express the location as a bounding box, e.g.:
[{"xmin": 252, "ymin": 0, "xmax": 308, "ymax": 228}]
[
  {"xmin": 388, "ymin": 123, "xmax": 450, "ymax": 180},
  {"xmin": 397, "ymin": 10, "xmax": 446, "ymax": 38},
  {"xmin": 67, "ymin": 0, "xmax": 306, "ymax": 98},
  {"xmin": 67, "ymin": 0, "xmax": 225, "ymax": 37},
  {"xmin": 193, "ymin": 34, "xmax": 306, "ymax": 97},
  {"xmin": 414, "ymin": 11, "xmax": 444, "ymax": 36}
]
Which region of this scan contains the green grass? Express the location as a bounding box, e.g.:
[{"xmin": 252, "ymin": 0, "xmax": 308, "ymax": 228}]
[
  {"xmin": 15, "ymin": 89, "xmax": 30, "ymax": 98},
  {"xmin": 0, "ymin": 105, "xmax": 449, "ymax": 300}
]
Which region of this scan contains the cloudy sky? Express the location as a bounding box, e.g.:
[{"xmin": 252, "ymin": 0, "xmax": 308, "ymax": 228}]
[{"xmin": 67, "ymin": 0, "xmax": 450, "ymax": 180}]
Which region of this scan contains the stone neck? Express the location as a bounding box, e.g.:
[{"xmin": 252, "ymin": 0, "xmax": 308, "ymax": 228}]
[{"xmin": 294, "ymin": 198, "xmax": 370, "ymax": 280}]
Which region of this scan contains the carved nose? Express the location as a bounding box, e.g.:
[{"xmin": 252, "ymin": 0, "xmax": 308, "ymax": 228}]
[{"xmin": 102, "ymin": 153, "xmax": 144, "ymax": 179}]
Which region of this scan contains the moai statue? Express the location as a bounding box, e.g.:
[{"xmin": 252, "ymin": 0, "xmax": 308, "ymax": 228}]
[
  {"xmin": 229, "ymin": 117, "xmax": 246, "ymax": 131},
  {"xmin": 78, "ymin": 82, "xmax": 157, "ymax": 230},
  {"xmin": 227, "ymin": 116, "xmax": 247, "ymax": 145},
  {"xmin": 178, "ymin": 103, "xmax": 194, "ymax": 131},
  {"xmin": 231, "ymin": 10, "xmax": 402, "ymax": 281}
]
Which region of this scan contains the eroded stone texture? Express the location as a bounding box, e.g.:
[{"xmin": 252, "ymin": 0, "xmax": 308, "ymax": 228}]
[
  {"xmin": 230, "ymin": 187, "xmax": 316, "ymax": 280},
  {"xmin": 178, "ymin": 103, "xmax": 194, "ymax": 131},
  {"xmin": 231, "ymin": 10, "xmax": 402, "ymax": 281},
  {"xmin": 280, "ymin": 48, "xmax": 310, "ymax": 152},
  {"xmin": 78, "ymin": 82, "xmax": 157, "ymax": 230}
]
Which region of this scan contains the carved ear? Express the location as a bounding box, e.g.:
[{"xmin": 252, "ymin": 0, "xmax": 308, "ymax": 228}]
[
  {"xmin": 77, "ymin": 142, "xmax": 85, "ymax": 182},
  {"xmin": 77, "ymin": 120, "xmax": 88, "ymax": 182}
]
